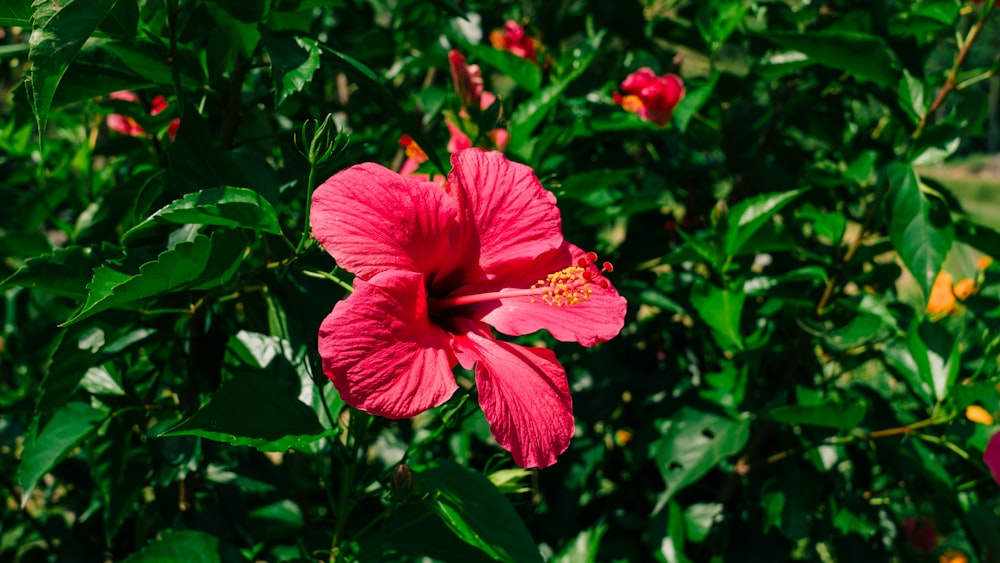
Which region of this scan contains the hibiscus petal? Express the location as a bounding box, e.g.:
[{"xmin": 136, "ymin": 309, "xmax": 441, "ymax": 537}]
[
  {"xmin": 318, "ymin": 270, "xmax": 458, "ymax": 418},
  {"xmin": 311, "ymin": 163, "xmax": 461, "ymax": 281},
  {"xmin": 445, "ymin": 117, "xmax": 473, "ymax": 153},
  {"xmin": 447, "ymin": 149, "xmax": 563, "ymax": 273},
  {"xmin": 458, "ymin": 243, "xmax": 627, "ymax": 346},
  {"xmin": 454, "ymin": 327, "xmax": 573, "ymax": 468},
  {"xmin": 985, "ymin": 431, "xmax": 1000, "ymax": 485}
]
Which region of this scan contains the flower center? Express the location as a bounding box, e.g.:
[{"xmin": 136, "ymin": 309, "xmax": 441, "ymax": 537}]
[{"xmin": 429, "ymin": 252, "xmax": 613, "ymax": 312}]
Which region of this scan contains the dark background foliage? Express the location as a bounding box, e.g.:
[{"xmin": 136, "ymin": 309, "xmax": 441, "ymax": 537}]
[{"xmin": 3, "ymin": 0, "xmax": 1000, "ymax": 561}]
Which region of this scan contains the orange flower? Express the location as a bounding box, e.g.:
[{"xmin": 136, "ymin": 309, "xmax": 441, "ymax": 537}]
[
  {"xmin": 953, "ymin": 278, "xmax": 977, "ymax": 301},
  {"xmin": 926, "ymin": 270, "xmax": 957, "ymax": 316},
  {"xmin": 966, "ymin": 405, "xmax": 994, "ymax": 425},
  {"xmin": 940, "ymin": 549, "xmax": 968, "ymax": 563}
]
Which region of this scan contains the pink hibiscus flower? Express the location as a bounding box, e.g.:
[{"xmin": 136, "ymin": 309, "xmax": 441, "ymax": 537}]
[
  {"xmin": 986, "ymin": 431, "xmax": 1000, "ymax": 485},
  {"xmin": 310, "ymin": 149, "xmax": 626, "ymax": 468},
  {"xmin": 490, "ymin": 21, "xmax": 538, "ymax": 63},
  {"xmin": 614, "ymin": 67, "xmax": 685, "ymax": 126},
  {"xmin": 106, "ymin": 90, "xmax": 180, "ymax": 141}
]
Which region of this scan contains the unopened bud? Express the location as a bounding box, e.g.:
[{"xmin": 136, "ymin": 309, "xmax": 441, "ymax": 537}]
[
  {"xmin": 391, "ymin": 464, "xmax": 413, "ymax": 495},
  {"xmin": 295, "ymin": 113, "xmax": 348, "ymax": 165}
]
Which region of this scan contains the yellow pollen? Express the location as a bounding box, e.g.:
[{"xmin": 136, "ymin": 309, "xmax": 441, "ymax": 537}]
[
  {"xmin": 531, "ymin": 266, "xmax": 595, "ymax": 307},
  {"xmin": 620, "ymin": 94, "xmax": 645, "ymax": 115}
]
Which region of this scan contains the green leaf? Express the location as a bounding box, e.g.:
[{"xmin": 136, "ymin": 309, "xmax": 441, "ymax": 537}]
[
  {"xmin": 690, "ymin": 281, "xmax": 744, "ymax": 350},
  {"xmin": 674, "ymin": 74, "xmax": 718, "ymax": 133},
  {"xmin": 508, "ymin": 31, "xmax": 604, "ymax": 158},
  {"xmin": 123, "ymin": 530, "xmax": 238, "ymax": 563},
  {"xmin": 35, "ymin": 325, "xmax": 109, "ymax": 426},
  {"xmin": 209, "ymin": 0, "xmax": 272, "ymax": 23},
  {"xmin": 26, "ymin": 0, "xmax": 119, "ymax": 142},
  {"xmin": 51, "ymin": 59, "xmax": 153, "ymax": 109},
  {"xmin": 415, "ymin": 459, "xmax": 543, "ymax": 563},
  {"xmin": 555, "ymin": 168, "xmax": 635, "ymax": 200},
  {"xmin": 160, "ymin": 373, "xmax": 335, "ymax": 452},
  {"xmin": 898, "ymin": 69, "xmax": 925, "ymax": 124},
  {"xmin": 725, "ymin": 188, "xmax": 807, "ymax": 255},
  {"xmin": 91, "ymin": 417, "xmax": 150, "ymax": 543},
  {"xmin": 696, "ymin": 0, "xmax": 749, "ymax": 52},
  {"xmin": 910, "ymin": 124, "xmax": 962, "ymax": 166},
  {"xmin": 955, "ymin": 218, "xmax": 1000, "ymax": 259},
  {"xmin": 18, "ymin": 402, "xmax": 108, "ymax": 507},
  {"xmin": 1, "ymin": 245, "xmax": 103, "ymax": 299},
  {"xmin": 650, "ymin": 407, "xmax": 749, "ymax": 514},
  {"xmin": 550, "ymin": 521, "xmax": 608, "ymax": 563},
  {"xmin": 889, "ymin": 0, "xmax": 959, "ymax": 37},
  {"xmin": 769, "ymin": 401, "xmax": 866, "ymax": 430},
  {"xmin": 760, "ymin": 30, "xmax": 898, "ymax": 87},
  {"xmin": 684, "ymin": 503, "xmax": 723, "ymax": 543},
  {"xmin": 97, "ymin": 0, "xmax": 138, "ymax": 39},
  {"xmin": 909, "ymin": 320, "xmax": 960, "ymax": 402},
  {"xmin": 886, "ymin": 162, "xmax": 953, "ymax": 304},
  {"xmin": 462, "ymin": 43, "xmax": 542, "ymax": 93},
  {"xmin": 0, "ymin": 0, "xmax": 31, "ymax": 26},
  {"xmin": 319, "ymin": 44, "xmax": 446, "ymax": 175},
  {"xmin": 124, "ymin": 187, "xmax": 282, "ymax": 242},
  {"xmin": 263, "ymin": 33, "xmax": 320, "ymax": 108},
  {"xmin": 369, "ymin": 502, "xmax": 494, "ymax": 562},
  {"xmin": 65, "ymin": 230, "xmax": 246, "ymax": 325}
]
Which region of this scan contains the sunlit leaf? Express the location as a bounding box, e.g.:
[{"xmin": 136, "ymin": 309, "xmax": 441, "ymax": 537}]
[
  {"xmin": 26, "ymin": 0, "xmax": 118, "ymax": 142},
  {"xmin": 725, "ymin": 188, "xmax": 807, "ymax": 255},
  {"xmin": 263, "ymin": 33, "xmax": 320, "ymax": 108},
  {"xmin": 690, "ymin": 281, "xmax": 744, "ymax": 350},
  {"xmin": 18, "ymin": 402, "xmax": 108, "ymax": 507},
  {"xmin": 760, "ymin": 30, "xmax": 899, "ymax": 86},
  {"xmin": 886, "ymin": 162, "xmax": 953, "ymax": 304},
  {"xmin": 415, "ymin": 459, "xmax": 543, "ymax": 563},
  {"xmin": 65, "ymin": 230, "xmax": 246, "ymax": 325},
  {"xmin": 160, "ymin": 373, "xmax": 335, "ymax": 452},
  {"xmin": 1, "ymin": 245, "xmax": 105, "ymax": 299},
  {"xmin": 124, "ymin": 187, "xmax": 282, "ymax": 242},
  {"xmin": 462, "ymin": 43, "xmax": 542, "ymax": 93},
  {"xmin": 650, "ymin": 408, "xmax": 749, "ymax": 514}
]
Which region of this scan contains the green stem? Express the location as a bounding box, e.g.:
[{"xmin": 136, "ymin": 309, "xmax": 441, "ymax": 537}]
[
  {"xmin": 299, "ymin": 268, "xmax": 355, "ymax": 293},
  {"xmin": 296, "ymin": 155, "xmax": 319, "ymax": 255},
  {"xmin": 912, "ymin": 1, "xmax": 994, "ymax": 140},
  {"xmin": 402, "ymin": 392, "xmax": 472, "ymax": 462},
  {"xmin": 329, "ymin": 408, "xmax": 367, "ymax": 562},
  {"xmin": 165, "ymin": 0, "xmax": 185, "ymax": 118}
]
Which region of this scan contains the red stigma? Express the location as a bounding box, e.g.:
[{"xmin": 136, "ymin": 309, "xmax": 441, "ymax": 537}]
[
  {"xmin": 602, "ymin": 261, "xmax": 614, "ymax": 273},
  {"xmin": 586, "ymin": 251, "xmax": 598, "ymax": 263}
]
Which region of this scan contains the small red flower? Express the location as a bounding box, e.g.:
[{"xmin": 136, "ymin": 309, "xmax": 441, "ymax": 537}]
[
  {"xmin": 490, "ymin": 21, "xmax": 538, "ymax": 63},
  {"xmin": 615, "ymin": 68, "xmax": 685, "ymax": 126},
  {"xmin": 106, "ymin": 90, "xmax": 179, "ymax": 141},
  {"xmin": 311, "ymin": 149, "xmax": 626, "ymax": 468}
]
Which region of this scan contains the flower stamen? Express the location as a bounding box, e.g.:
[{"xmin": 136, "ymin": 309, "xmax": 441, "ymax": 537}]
[
  {"xmin": 531, "ymin": 252, "xmax": 614, "ymax": 307},
  {"xmin": 428, "ymin": 252, "xmax": 614, "ymax": 312}
]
